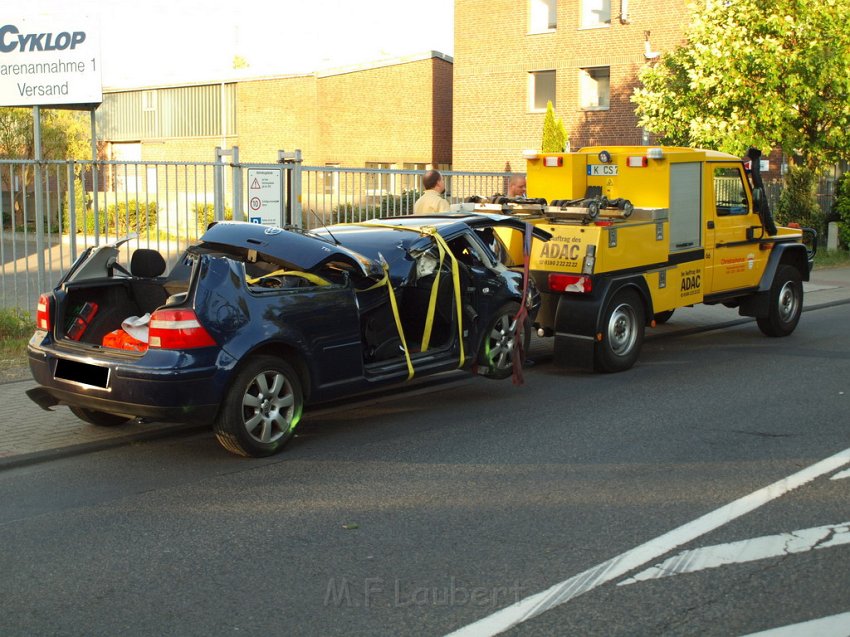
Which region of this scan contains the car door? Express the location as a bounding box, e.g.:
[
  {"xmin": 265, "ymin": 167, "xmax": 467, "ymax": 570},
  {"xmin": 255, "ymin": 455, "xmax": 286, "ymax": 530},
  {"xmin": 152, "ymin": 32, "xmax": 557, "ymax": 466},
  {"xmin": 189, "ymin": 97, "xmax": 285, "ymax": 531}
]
[{"xmin": 705, "ymin": 163, "xmax": 764, "ymax": 293}]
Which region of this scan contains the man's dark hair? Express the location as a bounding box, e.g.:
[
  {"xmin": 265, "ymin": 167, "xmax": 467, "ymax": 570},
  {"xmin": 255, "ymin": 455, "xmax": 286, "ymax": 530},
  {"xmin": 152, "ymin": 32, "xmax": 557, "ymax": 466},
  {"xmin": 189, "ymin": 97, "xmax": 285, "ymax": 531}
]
[{"xmin": 422, "ymin": 169, "xmax": 442, "ymax": 190}]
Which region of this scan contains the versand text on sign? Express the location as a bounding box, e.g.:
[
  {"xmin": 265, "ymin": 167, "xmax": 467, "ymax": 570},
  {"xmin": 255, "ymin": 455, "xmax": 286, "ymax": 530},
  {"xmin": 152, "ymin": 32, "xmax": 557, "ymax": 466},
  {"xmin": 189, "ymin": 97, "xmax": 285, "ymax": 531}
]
[{"xmin": 0, "ymin": 14, "xmax": 102, "ymax": 107}]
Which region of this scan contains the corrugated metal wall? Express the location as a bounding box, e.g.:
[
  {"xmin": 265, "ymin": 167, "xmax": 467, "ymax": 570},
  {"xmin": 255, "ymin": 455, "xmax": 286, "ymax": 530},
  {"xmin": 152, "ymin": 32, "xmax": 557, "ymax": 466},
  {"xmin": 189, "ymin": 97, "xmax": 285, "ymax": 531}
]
[{"xmin": 97, "ymin": 84, "xmax": 237, "ymax": 140}]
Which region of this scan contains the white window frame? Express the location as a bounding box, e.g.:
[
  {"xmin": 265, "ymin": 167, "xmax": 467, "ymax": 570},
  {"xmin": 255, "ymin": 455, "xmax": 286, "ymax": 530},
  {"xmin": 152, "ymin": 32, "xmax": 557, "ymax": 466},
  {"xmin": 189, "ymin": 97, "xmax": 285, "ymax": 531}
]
[
  {"xmin": 142, "ymin": 90, "xmax": 157, "ymax": 112},
  {"xmin": 323, "ymin": 163, "xmax": 340, "ymax": 195},
  {"xmin": 529, "ymin": 70, "xmax": 556, "ymax": 112},
  {"xmin": 529, "ymin": 0, "xmax": 557, "ymax": 34},
  {"xmin": 579, "ymin": 67, "xmax": 610, "ymax": 110},
  {"xmin": 402, "ymin": 162, "xmax": 428, "ymax": 193},
  {"xmin": 365, "ymin": 162, "xmax": 396, "ymax": 196},
  {"xmin": 580, "ymin": 0, "xmax": 611, "ymax": 29}
]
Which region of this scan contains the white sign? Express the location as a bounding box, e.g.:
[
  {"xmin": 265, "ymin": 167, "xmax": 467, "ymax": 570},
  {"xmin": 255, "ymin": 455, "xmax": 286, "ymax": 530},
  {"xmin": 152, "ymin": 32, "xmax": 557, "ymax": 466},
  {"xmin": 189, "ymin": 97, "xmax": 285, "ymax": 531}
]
[
  {"xmin": 0, "ymin": 13, "xmax": 102, "ymax": 107},
  {"xmin": 587, "ymin": 164, "xmax": 618, "ymax": 176},
  {"xmin": 247, "ymin": 168, "xmax": 283, "ymax": 226}
]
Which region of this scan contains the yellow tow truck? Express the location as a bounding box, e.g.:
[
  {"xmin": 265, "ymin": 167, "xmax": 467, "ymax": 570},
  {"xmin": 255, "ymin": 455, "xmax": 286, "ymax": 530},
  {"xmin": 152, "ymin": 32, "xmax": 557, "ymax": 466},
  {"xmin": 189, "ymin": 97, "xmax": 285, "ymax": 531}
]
[{"xmin": 456, "ymin": 146, "xmax": 816, "ymax": 372}]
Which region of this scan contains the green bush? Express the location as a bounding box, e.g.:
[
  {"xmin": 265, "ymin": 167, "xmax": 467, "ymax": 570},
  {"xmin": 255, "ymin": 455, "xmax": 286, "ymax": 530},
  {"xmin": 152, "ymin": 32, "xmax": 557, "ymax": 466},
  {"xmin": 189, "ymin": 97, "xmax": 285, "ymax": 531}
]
[
  {"xmin": 194, "ymin": 202, "xmax": 232, "ymax": 230},
  {"xmin": 332, "ymin": 190, "xmax": 421, "ymax": 224},
  {"xmin": 832, "ymin": 172, "xmax": 850, "ymax": 249},
  {"xmin": 332, "ymin": 202, "xmax": 380, "ymax": 224},
  {"xmin": 380, "ymin": 190, "xmax": 421, "ymax": 216},
  {"xmin": 63, "ymin": 199, "xmax": 158, "ymax": 235},
  {"xmin": 0, "ymin": 307, "xmax": 34, "ymax": 341},
  {"xmin": 775, "ymin": 166, "xmax": 825, "ymax": 237}
]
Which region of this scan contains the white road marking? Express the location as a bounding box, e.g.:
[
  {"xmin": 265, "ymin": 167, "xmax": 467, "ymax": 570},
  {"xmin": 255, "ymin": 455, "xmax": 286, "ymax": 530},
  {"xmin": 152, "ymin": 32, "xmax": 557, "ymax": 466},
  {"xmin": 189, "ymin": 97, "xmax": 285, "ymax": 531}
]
[
  {"xmin": 739, "ymin": 611, "xmax": 850, "ymax": 637},
  {"xmin": 444, "ymin": 447, "xmax": 850, "ymax": 637},
  {"xmin": 831, "ymin": 468, "xmax": 850, "ymax": 481},
  {"xmin": 618, "ymin": 522, "xmax": 850, "ymax": 585}
]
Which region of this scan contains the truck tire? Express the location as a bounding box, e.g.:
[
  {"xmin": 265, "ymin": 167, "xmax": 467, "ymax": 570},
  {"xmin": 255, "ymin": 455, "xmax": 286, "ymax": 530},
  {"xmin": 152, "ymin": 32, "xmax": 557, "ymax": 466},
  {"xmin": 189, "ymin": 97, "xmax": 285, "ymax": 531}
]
[
  {"xmin": 594, "ymin": 288, "xmax": 645, "ymax": 373},
  {"xmin": 213, "ymin": 356, "xmax": 303, "ymax": 457},
  {"xmin": 756, "ymin": 264, "xmax": 803, "ymax": 337}
]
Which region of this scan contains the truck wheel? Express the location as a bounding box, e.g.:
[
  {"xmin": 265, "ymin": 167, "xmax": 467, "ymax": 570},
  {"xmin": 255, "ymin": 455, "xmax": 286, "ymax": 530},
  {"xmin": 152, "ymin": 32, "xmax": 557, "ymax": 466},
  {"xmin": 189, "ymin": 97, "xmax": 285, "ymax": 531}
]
[
  {"xmin": 595, "ymin": 289, "xmax": 645, "ymax": 373},
  {"xmin": 653, "ymin": 309, "xmax": 674, "ymax": 324},
  {"xmin": 756, "ymin": 265, "xmax": 803, "ymax": 337},
  {"xmin": 69, "ymin": 406, "xmax": 132, "ymax": 427},
  {"xmin": 478, "ymin": 302, "xmax": 530, "ymax": 380},
  {"xmin": 213, "ymin": 356, "xmax": 303, "ymax": 457}
]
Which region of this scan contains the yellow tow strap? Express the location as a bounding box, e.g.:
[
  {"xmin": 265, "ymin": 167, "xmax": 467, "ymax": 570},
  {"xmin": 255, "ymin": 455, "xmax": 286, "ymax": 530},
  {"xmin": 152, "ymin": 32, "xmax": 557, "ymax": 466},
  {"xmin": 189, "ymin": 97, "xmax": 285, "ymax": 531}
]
[
  {"xmin": 353, "ymin": 222, "xmax": 466, "ymax": 379},
  {"xmin": 363, "ymin": 263, "xmax": 415, "ymax": 380}
]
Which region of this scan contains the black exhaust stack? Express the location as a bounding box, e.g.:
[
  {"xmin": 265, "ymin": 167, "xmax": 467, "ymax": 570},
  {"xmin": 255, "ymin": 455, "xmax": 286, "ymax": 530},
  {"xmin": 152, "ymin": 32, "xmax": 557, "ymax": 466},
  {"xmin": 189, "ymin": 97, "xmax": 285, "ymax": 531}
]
[{"xmin": 747, "ymin": 147, "xmax": 777, "ymax": 236}]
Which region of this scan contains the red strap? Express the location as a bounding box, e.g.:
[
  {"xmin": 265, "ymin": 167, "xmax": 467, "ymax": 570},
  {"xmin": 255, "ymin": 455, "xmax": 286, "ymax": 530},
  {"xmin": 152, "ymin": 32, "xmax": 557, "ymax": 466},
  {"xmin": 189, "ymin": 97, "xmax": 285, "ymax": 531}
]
[{"xmin": 512, "ymin": 223, "xmax": 533, "ymax": 385}]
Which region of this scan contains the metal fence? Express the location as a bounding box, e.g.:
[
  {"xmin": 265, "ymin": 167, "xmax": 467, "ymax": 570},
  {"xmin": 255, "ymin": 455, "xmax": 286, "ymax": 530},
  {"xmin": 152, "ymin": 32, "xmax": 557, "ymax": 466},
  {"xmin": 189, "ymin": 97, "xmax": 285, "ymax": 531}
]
[
  {"xmin": 1, "ymin": 150, "xmax": 517, "ymax": 313},
  {"xmin": 2, "ymin": 148, "xmax": 842, "ymax": 314}
]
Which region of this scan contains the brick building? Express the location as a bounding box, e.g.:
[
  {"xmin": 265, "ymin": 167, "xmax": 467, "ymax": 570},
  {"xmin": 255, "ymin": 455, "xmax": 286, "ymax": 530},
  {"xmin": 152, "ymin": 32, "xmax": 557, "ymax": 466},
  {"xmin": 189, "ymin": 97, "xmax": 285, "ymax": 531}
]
[
  {"xmin": 452, "ymin": 0, "xmax": 689, "ymax": 172},
  {"xmin": 97, "ymin": 51, "xmax": 453, "ymax": 171}
]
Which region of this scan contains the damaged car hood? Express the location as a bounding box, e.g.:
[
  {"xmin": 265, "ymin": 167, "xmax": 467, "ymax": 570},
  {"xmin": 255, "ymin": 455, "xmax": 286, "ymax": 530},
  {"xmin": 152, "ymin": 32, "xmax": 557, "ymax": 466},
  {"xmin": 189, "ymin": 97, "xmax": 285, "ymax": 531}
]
[{"xmin": 198, "ymin": 221, "xmax": 384, "ymax": 279}]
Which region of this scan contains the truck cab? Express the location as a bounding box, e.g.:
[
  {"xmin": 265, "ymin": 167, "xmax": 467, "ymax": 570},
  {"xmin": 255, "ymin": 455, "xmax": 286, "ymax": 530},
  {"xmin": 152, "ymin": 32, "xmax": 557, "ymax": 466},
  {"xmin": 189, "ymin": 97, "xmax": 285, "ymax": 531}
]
[{"xmin": 457, "ymin": 146, "xmax": 814, "ymax": 372}]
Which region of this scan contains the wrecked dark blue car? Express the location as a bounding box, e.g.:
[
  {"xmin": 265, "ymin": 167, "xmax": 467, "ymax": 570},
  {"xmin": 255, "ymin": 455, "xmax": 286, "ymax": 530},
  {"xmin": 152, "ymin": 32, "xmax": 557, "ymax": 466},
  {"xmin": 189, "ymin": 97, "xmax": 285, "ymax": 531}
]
[{"xmin": 27, "ymin": 214, "xmax": 549, "ymax": 457}]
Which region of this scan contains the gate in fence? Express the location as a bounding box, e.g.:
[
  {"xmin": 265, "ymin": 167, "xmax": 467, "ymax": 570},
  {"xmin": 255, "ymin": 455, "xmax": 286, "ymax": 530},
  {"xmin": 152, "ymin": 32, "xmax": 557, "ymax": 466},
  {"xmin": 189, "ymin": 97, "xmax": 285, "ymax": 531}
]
[{"xmin": 1, "ymin": 148, "xmax": 517, "ymax": 312}]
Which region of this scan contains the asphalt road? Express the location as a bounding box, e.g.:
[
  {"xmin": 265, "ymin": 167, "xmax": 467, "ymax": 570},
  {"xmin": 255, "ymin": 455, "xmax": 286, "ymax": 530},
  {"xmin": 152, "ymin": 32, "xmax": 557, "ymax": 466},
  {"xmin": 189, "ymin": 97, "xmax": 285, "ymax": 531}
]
[{"xmin": 0, "ymin": 304, "xmax": 848, "ymax": 637}]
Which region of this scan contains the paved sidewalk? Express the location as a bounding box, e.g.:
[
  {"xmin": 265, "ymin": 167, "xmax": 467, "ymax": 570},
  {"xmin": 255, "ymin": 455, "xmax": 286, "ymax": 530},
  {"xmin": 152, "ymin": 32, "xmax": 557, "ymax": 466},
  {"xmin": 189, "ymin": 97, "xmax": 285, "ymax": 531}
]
[{"xmin": 2, "ymin": 267, "xmax": 849, "ymax": 469}]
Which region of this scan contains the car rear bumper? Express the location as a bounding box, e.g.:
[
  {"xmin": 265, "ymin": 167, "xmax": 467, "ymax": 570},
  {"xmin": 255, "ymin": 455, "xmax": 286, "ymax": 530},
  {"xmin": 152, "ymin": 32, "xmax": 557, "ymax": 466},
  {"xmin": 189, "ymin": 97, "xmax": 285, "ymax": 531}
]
[{"xmin": 27, "ymin": 344, "xmax": 225, "ymax": 424}]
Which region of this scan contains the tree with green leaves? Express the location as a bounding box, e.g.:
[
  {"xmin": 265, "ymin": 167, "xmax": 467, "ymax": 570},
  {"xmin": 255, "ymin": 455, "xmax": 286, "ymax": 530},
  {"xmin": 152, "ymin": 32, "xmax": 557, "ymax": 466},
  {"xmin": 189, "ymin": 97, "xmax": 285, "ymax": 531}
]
[
  {"xmin": 541, "ymin": 101, "xmax": 568, "ymax": 152},
  {"xmin": 0, "ymin": 107, "xmax": 90, "ymax": 160},
  {"xmin": 833, "ymin": 172, "xmax": 850, "ymax": 249},
  {"xmin": 0, "ymin": 107, "xmax": 91, "ymax": 225},
  {"xmin": 632, "ymin": 0, "xmax": 850, "ymax": 173}
]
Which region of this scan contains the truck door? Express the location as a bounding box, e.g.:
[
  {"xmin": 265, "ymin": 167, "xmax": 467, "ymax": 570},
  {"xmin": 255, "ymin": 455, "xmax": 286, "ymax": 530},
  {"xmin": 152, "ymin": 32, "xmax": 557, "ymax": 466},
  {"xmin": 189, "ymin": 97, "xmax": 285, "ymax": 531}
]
[{"xmin": 704, "ymin": 163, "xmax": 764, "ymax": 293}]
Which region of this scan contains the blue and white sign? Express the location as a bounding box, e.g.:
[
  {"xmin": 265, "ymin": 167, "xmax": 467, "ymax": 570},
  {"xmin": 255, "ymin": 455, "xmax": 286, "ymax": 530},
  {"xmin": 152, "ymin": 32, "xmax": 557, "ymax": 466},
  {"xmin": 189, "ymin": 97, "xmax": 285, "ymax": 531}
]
[
  {"xmin": 247, "ymin": 168, "xmax": 283, "ymax": 226},
  {"xmin": 0, "ymin": 12, "xmax": 102, "ymax": 107}
]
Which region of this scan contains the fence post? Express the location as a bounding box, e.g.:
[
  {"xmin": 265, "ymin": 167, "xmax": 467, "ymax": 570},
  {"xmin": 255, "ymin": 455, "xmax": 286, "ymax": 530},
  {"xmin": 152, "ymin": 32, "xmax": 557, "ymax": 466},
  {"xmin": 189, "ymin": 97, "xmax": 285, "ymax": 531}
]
[
  {"xmin": 214, "ymin": 146, "xmax": 242, "ymax": 221},
  {"xmin": 67, "ymin": 161, "xmax": 77, "ymax": 263},
  {"xmin": 278, "ymin": 149, "xmax": 303, "ymax": 228},
  {"xmin": 90, "ymin": 112, "xmax": 100, "ymax": 247},
  {"xmin": 230, "ymin": 146, "xmax": 242, "ymax": 221},
  {"xmin": 33, "ymin": 106, "xmax": 46, "ymax": 296}
]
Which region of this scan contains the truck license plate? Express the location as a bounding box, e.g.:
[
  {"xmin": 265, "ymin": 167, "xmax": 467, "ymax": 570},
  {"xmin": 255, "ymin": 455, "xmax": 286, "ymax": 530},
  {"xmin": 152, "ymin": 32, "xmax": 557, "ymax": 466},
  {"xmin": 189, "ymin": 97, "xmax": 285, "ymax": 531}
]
[{"xmin": 587, "ymin": 164, "xmax": 618, "ymax": 176}]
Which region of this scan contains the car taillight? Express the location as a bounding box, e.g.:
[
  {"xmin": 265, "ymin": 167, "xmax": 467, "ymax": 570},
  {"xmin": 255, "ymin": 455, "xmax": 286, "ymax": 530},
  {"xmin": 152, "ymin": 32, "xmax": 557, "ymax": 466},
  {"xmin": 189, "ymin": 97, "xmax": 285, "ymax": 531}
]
[
  {"xmin": 548, "ymin": 273, "xmax": 592, "ymax": 293},
  {"xmin": 66, "ymin": 302, "xmax": 99, "ymax": 341},
  {"xmin": 36, "ymin": 293, "xmax": 52, "ymax": 330},
  {"xmin": 148, "ymin": 309, "xmax": 217, "ymax": 349}
]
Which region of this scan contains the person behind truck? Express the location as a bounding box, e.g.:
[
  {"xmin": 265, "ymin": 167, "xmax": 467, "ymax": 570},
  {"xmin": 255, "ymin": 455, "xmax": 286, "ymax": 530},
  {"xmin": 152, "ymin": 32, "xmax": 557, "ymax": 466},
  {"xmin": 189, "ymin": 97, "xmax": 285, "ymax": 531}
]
[
  {"xmin": 507, "ymin": 175, "xmax": 527, "ymax": 198},
  {"xmin": 413, "ymin": 169, "xmax": 451, "ymax": 214}
]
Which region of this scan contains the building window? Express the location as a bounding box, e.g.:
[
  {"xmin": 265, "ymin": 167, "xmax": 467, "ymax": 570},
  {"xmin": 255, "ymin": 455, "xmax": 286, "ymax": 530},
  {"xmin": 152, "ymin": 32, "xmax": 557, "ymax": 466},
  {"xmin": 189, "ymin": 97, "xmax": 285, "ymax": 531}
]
[
  {"xmin": 530, "ymin": 70, "xmax": 556, "ymax": 112},
  {"xmin": 365, "ymin": 162, "xmax": 395, "ymax": 194},
  {"xmin": 579, "ymin": 67, "xmax": 609, "ymax": 110},
  {"xmin": 581, "ymin": 0, "xmax": 611, "ymax": 28},
  {"xmin": 322, "ymin": 163, "xmax": 339, "ymax": 195},
  {"xmin": 529, "ymin": 0, "xmax": 557, "ymax": 33},
  {"xmin": 142, "ymin": 90, "xmax": 157, "ymax": 111},
  {"xmin": 402, "ymin": 163, "xmax": 428, "ymax": 193}
]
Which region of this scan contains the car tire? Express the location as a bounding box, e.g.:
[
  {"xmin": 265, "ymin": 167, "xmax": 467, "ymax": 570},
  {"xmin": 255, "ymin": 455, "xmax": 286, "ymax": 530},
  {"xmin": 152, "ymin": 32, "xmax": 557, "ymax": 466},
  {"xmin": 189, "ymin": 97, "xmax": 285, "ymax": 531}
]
[
  {"xmin": 653, "ymin": 309, "xmax": 674, "ymax": 324},
  {"xmin": 756, "ymin": 264, "xmax": 803, "ymax": 337},
  {"xmin": 594, "ymin": 288, "xmax": 645, "ymax": 373},
  {"xmin": 477, "ymin": 302, "xmax": 530, "ymax": 380},
  {"xmin": 69, "ymin": 406, "xmax": 132, "ymax": 427},
  {"xmin": 213, "ymin": 356, "xmax": 303, "ymax": 458}
]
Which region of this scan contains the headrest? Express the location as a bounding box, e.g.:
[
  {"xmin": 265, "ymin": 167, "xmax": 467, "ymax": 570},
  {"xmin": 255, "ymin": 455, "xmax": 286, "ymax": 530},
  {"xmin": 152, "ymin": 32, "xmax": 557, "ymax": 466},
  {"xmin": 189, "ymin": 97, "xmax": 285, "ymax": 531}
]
[{"xmin": 130, "ymin": 249, "xmax": 166, "ymax": 278}]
